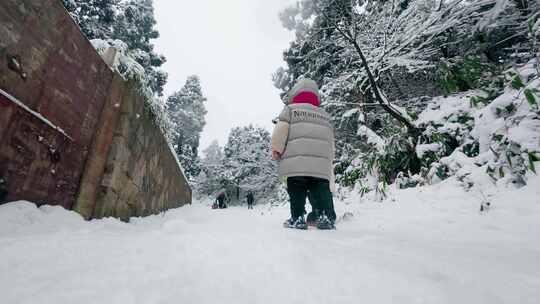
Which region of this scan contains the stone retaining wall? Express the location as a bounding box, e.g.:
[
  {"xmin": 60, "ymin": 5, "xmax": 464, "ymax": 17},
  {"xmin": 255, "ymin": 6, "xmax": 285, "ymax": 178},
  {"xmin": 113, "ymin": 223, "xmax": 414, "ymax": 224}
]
[{"xmin": 0, "ymin": 0, "xmax": 191, "ymax": 219}]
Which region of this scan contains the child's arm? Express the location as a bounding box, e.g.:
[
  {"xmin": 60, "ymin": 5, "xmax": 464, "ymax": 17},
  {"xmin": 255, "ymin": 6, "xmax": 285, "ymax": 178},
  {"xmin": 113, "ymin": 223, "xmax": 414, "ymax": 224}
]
[
  {"xmin": 271, "ymin": 121, "xmax": 289, "ymax": 159},
  {"xmin": 330, "ymin": 138, "xmax": 336, "ymax": 193},
  {"xmin": 271, "ymin": 106, "xmax": 291, "ymax": 160},
  {"xmin": 330, "ymin": 170, "xmax": 336, "ymax": 193}
]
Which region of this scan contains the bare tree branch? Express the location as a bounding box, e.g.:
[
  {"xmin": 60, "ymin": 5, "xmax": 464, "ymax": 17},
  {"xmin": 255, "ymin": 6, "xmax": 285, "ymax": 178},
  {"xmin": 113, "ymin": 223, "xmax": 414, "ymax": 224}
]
[{"xmin": 321, "ymin": 0, "xmax": 420, "ymax": 134}]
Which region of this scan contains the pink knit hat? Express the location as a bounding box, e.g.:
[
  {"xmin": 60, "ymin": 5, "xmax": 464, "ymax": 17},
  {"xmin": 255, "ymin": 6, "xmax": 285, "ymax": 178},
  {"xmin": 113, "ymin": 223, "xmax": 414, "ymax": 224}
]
[{"xmin": 291, "ymin": 91, "xmax": 320, "ymax": 107}]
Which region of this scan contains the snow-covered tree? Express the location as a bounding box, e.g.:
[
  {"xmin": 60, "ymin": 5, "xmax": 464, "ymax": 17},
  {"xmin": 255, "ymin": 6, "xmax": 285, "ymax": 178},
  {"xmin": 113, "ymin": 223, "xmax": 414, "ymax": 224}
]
[
  {"xmin": 277, "ymin": 0, "xmax": 538, "ymax": 95},
  {"xmin": 202, "ymin": 140, "xmax": 224, "ymax": 167},
  {"xmin": 194, "ymin": 140, "xmax": 226, "ymax": 196},
  {"xmin": 275, "ymin": 0, "xmax": 540, "ymax": 189},
  {"xmin": 62, "ymin": 0, "xmax": 118, "ymax": 40},
  {"xmin": 166, "ymin": 76, "xmax": 208, "ymax": 180},
  {"xmin": 222, "ymin": 125, "xmax": 278, "ymax": 201},
  {"xmin": 63, "ymin": 0, "xmax": 168, "ymax": 97},
  {"xmin": 276, "ymin": 0, "xmax": 539, "ymax": 111},
  {"xmin": 112, "ymin": 0, "xmax": 167, "ymax": 96},
  {"xmin": 194, "ymin": 127, "xmax": 279, "ymax": 201}
]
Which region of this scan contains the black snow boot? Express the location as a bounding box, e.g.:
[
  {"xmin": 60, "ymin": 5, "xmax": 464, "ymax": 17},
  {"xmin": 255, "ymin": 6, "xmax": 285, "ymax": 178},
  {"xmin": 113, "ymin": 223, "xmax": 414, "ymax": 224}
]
[
  {"xmin": 316, "ymin": 212, "xmax": 335, "ymax": 230},
  {"xmin": 283, "ymin": 216, "xmax": 308, "ymax": 230}
]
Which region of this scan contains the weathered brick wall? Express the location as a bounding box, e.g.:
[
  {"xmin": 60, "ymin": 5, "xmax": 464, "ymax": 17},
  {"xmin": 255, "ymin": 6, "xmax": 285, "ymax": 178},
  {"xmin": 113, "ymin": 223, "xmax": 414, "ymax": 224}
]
[
  {"xmin": 0, "ymin": 92, "xmax": 81, "ymax": 208},
  {"xmin": 0, "ymin": 0, "xmax": 191, "ymax": 219},
  {"xmin": 0, "ymin": 0, "xmax": 113, "ymax": 209}
]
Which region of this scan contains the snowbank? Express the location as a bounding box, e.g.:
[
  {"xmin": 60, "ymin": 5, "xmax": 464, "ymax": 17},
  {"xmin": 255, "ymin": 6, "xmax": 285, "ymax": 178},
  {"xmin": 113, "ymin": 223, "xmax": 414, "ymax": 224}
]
[
  {"xmin": 416, "ymin": 143, "xmax": 442, "ymax": 158},
  {"xmin": 1, "ymin": 173, "xmax": 540, "ymax": 303},
  {"xmin": 412, "ymin": 60, "xmax": 540, "ymax": 188}
]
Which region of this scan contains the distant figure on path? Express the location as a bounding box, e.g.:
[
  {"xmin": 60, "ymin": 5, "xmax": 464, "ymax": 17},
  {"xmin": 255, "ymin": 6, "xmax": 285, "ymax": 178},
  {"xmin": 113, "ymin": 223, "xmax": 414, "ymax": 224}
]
[
  {"xmin": 246, "ymin": 191, "xmax": 255, "ymax": 209},
  {"xmin": 0, "ymin": 178, "xmax": 7, "ymax": 203},
  {"xmin": 215, "ymin": 189, "xmax": 228, "ymax": 209},
  {"xmin": 271, "ymin": 78, "xmax": 336, "ymax": 230}
]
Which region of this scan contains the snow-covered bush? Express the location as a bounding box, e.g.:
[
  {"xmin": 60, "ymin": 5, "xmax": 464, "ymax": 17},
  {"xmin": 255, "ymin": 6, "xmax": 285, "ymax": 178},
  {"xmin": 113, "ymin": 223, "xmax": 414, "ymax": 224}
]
[
  {"xmin": 336, "ymin": 59, "xmax": 540, "ymax": 196},
  {"xmin": 425, "ymin": 60, "xmax": 540, "ymax": 188},
  {"xmin": 336, "ymin": 129, "xmax": 420, "ymax": 196},
  {"xmin": 474, "ymin": 64, "xmax": 540, "ymax": 187},
  {"xmin": 91, "ymin": 39, "xmax": 147, "ymax": 91},
  {"xmin": 439, "ymin": 55, "xmax": 502, "ymax": 96}
]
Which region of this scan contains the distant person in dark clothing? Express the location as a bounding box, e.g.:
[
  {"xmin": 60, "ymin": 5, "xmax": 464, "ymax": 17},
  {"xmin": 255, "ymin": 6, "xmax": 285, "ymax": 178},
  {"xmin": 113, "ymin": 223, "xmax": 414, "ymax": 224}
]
[
  {"xmin": 0, "ymin": 178, "xmax": 7, "ymax": 203},
  {"xmin": 216, "ymin": 189, "xmax": 228, "ymax": 209},
  {"xmin": 246, "ymin": 191, "xmax": 255, "ymax": 209}
]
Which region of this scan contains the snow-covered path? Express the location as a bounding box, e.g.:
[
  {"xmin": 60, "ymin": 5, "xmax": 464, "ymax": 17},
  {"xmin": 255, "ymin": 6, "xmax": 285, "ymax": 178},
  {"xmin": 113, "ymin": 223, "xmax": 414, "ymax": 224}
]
[{"xmin": 1, "ymin": 178, "xmax": 540, "ymax": 304}]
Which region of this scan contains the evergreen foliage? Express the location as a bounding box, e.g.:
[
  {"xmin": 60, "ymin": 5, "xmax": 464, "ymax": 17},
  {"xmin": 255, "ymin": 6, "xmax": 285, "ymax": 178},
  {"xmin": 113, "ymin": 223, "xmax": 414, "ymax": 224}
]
[
  {"xmin": 63, "ymin": 0, "xmax": 167, "ymax": 96},
  {"xmin": 113, "ymin": 0, "xmax": 167, "ymax": 96},
  {"xmin": 166, "ymin": 76, "xmax": 208, "ymax": 180},
  {"xmin": 62, "ymin": 0, "xmax": 118, "ymax": 40}
]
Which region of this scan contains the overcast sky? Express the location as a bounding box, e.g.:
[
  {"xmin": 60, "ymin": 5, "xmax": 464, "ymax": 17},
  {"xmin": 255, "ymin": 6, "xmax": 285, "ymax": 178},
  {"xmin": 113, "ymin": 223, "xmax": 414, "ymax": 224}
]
[{"xmin": 153, "ymin": 0, "xmax": 296, "ymax": 150}]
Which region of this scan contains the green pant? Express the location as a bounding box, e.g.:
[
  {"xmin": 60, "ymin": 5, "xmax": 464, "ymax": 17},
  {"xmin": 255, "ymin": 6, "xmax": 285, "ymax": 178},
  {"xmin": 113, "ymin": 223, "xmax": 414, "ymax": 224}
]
[{"xmin": 287, "ymin": 176, "xmax": 335, "ymax": 220}]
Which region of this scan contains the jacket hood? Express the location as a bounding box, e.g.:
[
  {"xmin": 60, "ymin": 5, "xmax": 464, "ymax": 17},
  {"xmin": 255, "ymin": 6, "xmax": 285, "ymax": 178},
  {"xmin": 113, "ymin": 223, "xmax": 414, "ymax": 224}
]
[{"xmin": 286, "ymin": 78, "xmax": 320, "ymax": 105}]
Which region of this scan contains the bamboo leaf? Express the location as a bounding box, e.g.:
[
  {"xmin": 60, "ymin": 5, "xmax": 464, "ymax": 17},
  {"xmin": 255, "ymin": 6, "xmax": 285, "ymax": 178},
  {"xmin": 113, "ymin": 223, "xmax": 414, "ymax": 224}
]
[
  {"xmin": 524, "ymin": 88, "xmax": 537, "ymax": 107},
  {"xmin": 510, "ymin": 75, "xmax": 525, "ymax": 90}
]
